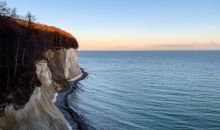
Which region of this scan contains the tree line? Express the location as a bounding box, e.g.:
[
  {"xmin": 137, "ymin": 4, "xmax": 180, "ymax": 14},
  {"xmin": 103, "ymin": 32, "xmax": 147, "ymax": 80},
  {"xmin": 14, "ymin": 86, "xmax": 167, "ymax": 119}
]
[{"xmin": 0, "ymin": 1, "xmax": 36, "ymax": 25}]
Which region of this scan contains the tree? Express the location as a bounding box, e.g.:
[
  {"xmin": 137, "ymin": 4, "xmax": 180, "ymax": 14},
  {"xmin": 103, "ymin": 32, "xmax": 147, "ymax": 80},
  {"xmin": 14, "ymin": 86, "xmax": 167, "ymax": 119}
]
[
  {"xmin": 0, "ymin": 1, "xmax": 17, "ymax": 19},
  {"xmin": 0, "ymin": 1, "xmax": 9, "ymax": 16},
  {"xmin": 25, "ymin": 11, "xmax": 36, "ymax": 27},
  {"xmin": 10, "ymin": 8, "xmax": 17, "ymax": 17}
]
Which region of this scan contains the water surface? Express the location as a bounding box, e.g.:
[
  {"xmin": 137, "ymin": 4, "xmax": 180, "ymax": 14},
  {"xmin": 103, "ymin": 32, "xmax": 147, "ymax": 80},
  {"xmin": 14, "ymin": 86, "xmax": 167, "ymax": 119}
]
[{"xmin": 69, "ymin": 51, "xmax": 220, "ymax": 130}]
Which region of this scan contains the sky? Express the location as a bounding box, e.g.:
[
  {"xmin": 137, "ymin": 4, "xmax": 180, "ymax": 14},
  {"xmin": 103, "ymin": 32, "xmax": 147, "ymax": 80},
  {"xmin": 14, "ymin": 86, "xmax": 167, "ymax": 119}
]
[{"xmin": 6, "ymin": 0, "xmax": 220, "ymax": 50}]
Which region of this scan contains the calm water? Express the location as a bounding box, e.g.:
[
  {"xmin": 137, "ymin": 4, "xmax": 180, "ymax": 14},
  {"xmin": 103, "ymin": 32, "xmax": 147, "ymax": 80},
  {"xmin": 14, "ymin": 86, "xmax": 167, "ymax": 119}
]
[{"xmin": 68, "ymin": 51, "xmax": 220, "ymax": 130}]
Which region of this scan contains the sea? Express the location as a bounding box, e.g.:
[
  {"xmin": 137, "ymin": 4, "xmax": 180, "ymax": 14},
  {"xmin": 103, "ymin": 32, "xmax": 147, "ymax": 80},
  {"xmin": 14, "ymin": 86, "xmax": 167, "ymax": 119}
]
[{"xmin": 68, "ymin": 51, "xmax": 220, "ymax": 130}]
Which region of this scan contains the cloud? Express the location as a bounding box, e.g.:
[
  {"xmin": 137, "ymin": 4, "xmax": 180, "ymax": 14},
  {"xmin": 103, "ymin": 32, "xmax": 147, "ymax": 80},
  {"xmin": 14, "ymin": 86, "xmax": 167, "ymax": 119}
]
[{"xmin": 154, "ymin": 42, "xmax": 220, "ymax": 50}]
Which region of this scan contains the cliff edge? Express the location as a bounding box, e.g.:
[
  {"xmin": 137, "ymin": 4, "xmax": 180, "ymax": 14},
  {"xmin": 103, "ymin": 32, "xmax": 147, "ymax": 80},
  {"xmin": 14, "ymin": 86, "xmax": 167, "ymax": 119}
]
[{"xmin": 0, "ymin": 12, "xmax": 82, "ymax": 130}]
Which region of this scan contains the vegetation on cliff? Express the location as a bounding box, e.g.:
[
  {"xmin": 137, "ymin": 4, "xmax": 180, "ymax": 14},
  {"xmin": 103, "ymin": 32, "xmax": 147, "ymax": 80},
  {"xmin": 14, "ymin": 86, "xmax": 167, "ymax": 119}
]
[{"xmin": 0, "ymin": 1, "xmax": 78, "ymax": 113}]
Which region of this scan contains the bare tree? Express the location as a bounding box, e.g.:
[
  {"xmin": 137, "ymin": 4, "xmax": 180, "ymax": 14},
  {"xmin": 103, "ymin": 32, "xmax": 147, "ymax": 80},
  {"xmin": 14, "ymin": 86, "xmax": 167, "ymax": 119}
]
[
  {"xmin": 0, "ymin": 1, "xmax": 18, "ymax": 19},
  {"xmin": 10, "ymin": 8, "xmax": 17, "ymax": 17},
  {"xmin": 0, "ymin": 1, "xmax": 9, "ymax": 16},
  {"xmin": 25, "ymin": 11, "xmax": 36, "ymax": 27}
]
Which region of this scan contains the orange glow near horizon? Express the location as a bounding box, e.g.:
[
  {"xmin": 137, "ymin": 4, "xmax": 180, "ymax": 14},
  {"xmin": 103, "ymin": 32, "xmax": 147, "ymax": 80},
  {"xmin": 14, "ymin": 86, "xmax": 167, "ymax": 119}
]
[
  {"xmin": 71, "ymin": 28, "xmax": 220, "ymax": 50},
  {"xmin": 76, "ymin": 34, "xmax": 220, "ymax": 50}
]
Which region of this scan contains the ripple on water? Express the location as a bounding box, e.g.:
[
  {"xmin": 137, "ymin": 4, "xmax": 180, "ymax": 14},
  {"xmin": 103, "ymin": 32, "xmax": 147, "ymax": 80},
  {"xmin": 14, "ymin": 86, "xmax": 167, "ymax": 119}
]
[{"xmin": 69, "ymin": 51, "xmax": 220, "ymax": 130}]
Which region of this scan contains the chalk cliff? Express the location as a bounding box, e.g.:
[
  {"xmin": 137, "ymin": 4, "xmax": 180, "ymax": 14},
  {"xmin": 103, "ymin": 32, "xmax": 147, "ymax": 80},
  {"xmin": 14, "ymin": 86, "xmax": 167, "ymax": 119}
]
[{"xmin": 0, "ymin": 15, "xmax": 82, "ymax": 130}]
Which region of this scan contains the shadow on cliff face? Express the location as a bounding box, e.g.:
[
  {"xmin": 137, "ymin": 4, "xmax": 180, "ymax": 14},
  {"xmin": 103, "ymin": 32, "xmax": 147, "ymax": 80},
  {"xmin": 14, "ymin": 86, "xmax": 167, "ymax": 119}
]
[{"xmin": 0, "ymin": 13, "xmax": 78, "ymax": 114}]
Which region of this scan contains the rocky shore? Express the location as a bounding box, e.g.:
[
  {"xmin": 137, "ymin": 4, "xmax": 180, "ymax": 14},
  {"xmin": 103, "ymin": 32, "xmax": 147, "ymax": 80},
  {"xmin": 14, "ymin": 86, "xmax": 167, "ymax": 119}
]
[{"xmin": 55, "ymin": 69, "xmax": 89, "ymax": 130}]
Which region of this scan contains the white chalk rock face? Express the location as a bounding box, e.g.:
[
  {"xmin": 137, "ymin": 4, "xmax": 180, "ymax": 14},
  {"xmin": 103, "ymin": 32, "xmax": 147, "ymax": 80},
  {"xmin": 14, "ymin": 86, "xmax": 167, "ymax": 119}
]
[
  {"xmin": 0, "ymin": 88, "xmax": 70, "ymax": 130},
  {"xmin": 63, "ymin": 48, "xmax": 82, "ymax": 80},
  {"xmin": 44, "ymin": 48, "xmax": 82, "ymax": 81},
  {"xmin": 0, "ymin": 48, "xmax": 82, "ymax": 130}
]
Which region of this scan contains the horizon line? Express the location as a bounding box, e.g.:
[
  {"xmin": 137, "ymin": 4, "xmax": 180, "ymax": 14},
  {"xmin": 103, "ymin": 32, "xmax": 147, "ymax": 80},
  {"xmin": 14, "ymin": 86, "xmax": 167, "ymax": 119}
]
[{"xmin": 79, "ymin": 49, "xmax": 220, "ymax": 51}]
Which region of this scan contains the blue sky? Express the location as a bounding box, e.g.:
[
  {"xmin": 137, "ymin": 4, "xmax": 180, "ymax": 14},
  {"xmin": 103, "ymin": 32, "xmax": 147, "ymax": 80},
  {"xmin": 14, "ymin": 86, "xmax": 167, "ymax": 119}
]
[{"xmin": 6, "ymin": 0, "xmax": 220, "ymax": 50}]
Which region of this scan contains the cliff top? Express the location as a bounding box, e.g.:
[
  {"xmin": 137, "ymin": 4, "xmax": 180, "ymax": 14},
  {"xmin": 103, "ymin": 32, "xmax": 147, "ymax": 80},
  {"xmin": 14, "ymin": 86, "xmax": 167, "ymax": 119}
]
[{"xmin": 16, "ymin": 19, "xmax": 77, "ymax": 44}]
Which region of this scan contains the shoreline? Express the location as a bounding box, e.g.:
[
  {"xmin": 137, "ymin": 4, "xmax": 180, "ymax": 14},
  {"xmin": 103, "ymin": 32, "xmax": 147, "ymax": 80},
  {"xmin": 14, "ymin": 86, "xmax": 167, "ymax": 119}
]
[{"xmin": 55, "ymin": 68, "xmax": 89, "ymax": 130}]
